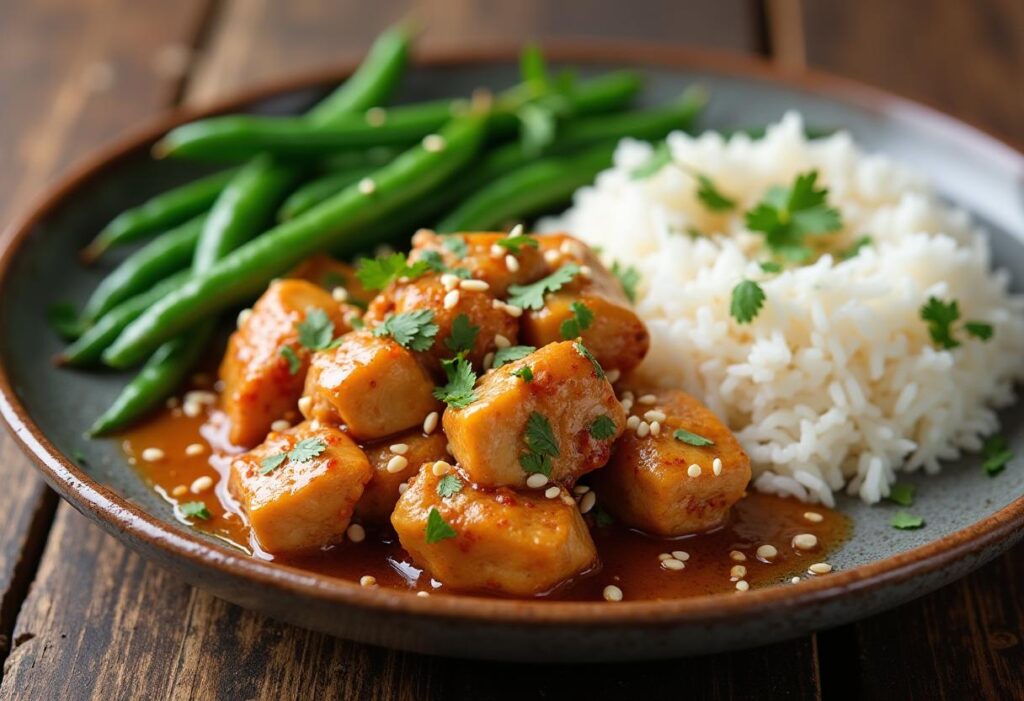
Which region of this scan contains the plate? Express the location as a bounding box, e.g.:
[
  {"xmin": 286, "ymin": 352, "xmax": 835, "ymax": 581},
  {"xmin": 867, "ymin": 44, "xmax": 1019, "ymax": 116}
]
[{"xmin": 2, "ymin": 44, "xmax": 1023, "ymax": 662}]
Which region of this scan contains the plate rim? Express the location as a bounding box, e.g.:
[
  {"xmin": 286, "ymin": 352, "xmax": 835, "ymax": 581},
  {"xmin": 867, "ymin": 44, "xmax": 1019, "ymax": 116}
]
[{"xmin": 1, "ymin": 41, "xmax": 1022, "ymax": 628}]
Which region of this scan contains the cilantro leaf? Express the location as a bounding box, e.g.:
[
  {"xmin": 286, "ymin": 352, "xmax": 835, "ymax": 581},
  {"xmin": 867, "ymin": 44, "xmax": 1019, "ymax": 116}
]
[
  {"xmin": 497, "ymin": 234, "xmax": 539, "ymax": 254},
  {"xmin": 920, "ymin": 297, "xmax": 960, "ymax": 349},
  {"xmin": 493, "ymin": 345, "xmax": 535, "ymax": 369},
  {"xmin": 631, "ymin": 141, "xmax": 672, "ymax": 180},
  {"xmin": 730, "ymin": 279, "xmax": 765, "ymax": 324},
  {"xmin": 886, "ymin": 483, "xmax": 915, "ymax": 507},
  {"xmin": 506, "ymin": 263, "xmax": 580, "ymax": 310},
  {"xmin": 180, "ymin": 501, "xmax": 211, "ymax": 520},
  {"xmin": 611, "ymin": 261, "xmax": 640, "ymax": 303},
  {"xmin": 288, "ymin": 437, "xmax": 326, "ymax": 463},
  {"xmin": 573, "ymin": 340, "xmax": 605, "ymax": 379},
  {"xmin": 672, "ymin": 428, "xmax": 715, "ymax": 447},
  {"xmin": 442, "ymin": 235, "xmax": 468, "ymax": 258},
  {"xmin": 425, "ymin": 507, "xmax": 457, "ymax": 543},
  {"xmin": 592, "ymin": 505, "xmax": 615, "ymax": 527},
  {"xmin": 745, "ymin": 170, "xmax": 842, "ymax": 259},
  {"xmin": 560, "ymin": 300, "xmax": 594, "ymax": 339},
  {"xmin": 297, "ymin": 307, "xmax": 335, "ymax": 350},
  {"xmin": 839, "ymin": 235, "xmax": 872, "ymax": 260},
  {"xmin": 696, "ymin": 174, "xmax": 736, "ymax": 212},
  {"xmin": 982, "ymin": 434, "xmax": 1013, "ymax": 476},
  {"xmin": 520, "ymin": 411, "xmax": 559, "ymax": 475},
  {"xmin": 418, "ymin": 249, "xmax": 447, "ymax": 272},
  {"xmin": 759, "ymin": 261, "xmax": 783, "ymax": 273},
  {"xmin": 511, "ymin": 365, "xmax": 534, "ymax": 382},
  {"xmin": 356, "ymin": 252, "xmax": 429, "ymax": 290},
  {"xmin": 433, "ymin": 356, "xmax": 477, "ymax": 408},
  {"xmin": 279, "ymin": 345, "xmax": 301, "ymax": 375},
  {"xmin": 436, "ymin": 474, "xmax": 464, "ymax": 498},
  {"xmin": 589, "ymin": 415, "xmax": 618, "ymax": 440},
  {"xmin": 260, "ymin": 453, "xmax": 287, "ymax": 475},
  {"xmin": 519, "ymin": 452, "xmax": 553, "ymax": 476},
  {"xmin": 444, "ymin": 313, "xmax": 479, "ymax": 354},
  {"xmin": 965, "ymin": 321, "xmax": 994, "ymax": 341},
  {"xmin": 373, "ymin": 310, "xmax": 439, "ymax": 351},
  {"xmin": 349, "ymin": 315, "xmax": 365, "ymax": 330},
  {"xmin": 891, "ymin": 511, "xmax": 924, "ymax": 530}
]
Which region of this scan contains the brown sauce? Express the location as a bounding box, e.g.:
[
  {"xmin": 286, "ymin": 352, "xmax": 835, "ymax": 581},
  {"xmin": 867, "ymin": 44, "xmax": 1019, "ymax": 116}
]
[{"xmin": 123, "ymin": 395, "xmax": 851, "ymax": 601}]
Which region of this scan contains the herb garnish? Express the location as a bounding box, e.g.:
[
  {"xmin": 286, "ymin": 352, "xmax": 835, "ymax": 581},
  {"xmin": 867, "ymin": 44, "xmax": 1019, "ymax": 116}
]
[
  {"xmin": 511, "ymin": 365, "xmax": 534, "ymax": 382},
  {"xmin": 965, "ymin": 322, "xmax": 994, "ymax": 341},
  {"xmin": 442, "ymin": 235, "xmax": 468, "ymax": 258},
  {"xmin": 493, "ymin": 345, "xmax": 536, "ymax": 369},
  {"xmin": 631, "ymin": 141, "xmax": 672, "ymax": 180},
  {"xmin": 279, "ymin": 345, "xmax": 301, "ymax": 375},
  {"xmin": 356, "ymin": 252, "xmax": 430, "ymax": 290},
  {"xmin": 520, "ymin": 411, "xmax": 559, "ymax": 476},
  {"xmin": 919, "ymin": 297, "xmax": 994, "ymax": 350},
  {"xmin": 373, "ymin": 309, "xmax": 439, "ymax": 351},
  {"xmin": 259, "ymin": 437, "xmax": 327, "ymax": 475},
  {"xmin": 672, "ymin": 428, "xmax": 715, "ymax": 447},
  {"xmin": 611, "ymin": 261, "xmax": 640, "ymax": 303},
  {"xmin": 418, "ymin": 249, "xmax": 448, "ymax": 272},
  {"xmin": 436, "ymin": 474, "xmax": 464, "ymax": 498},
  {"xmin": 506, "ymin": 263, "xmax": 580, "ymax": 310},
  {"xmin": 425, "ymin": 507, "xmax": 457, "ymax": 543},
  {"xmin": 592, "ymin": 505, "xmax": 615, "ymax": 527},
  {"xmin": 434, "ymin": 355, "xmax": 477, "ymax": 408},
  {"xmin": 745, "ymin": 170, "xmax": 842, "ymax": 262},
  {"xmin": 890, "ymin": 511, "xmax": 924, "ymax": 530},
  {"xmin": 496, "ymin": 234, "xmax": 539, "ymax": 254},
  {"xmin": 573, "ymin": 340, "xmax": 605, "ymax": 379},
  {"xmin": 981, "ymin": 435, "xmax": 1013, "ymax": 476},
  {"xmin": 886, "ymin": 483, "xmax": 915, "ymax": 507},
  {"xmin": 589, "ymin": 415, "xmax": 618, "ymax": 440},
  {"xmin": 730, "ymin": 279, "xmax": 765, "ymax": 324},
  {"xmin": 838, "ymin": 235, "xmax": 872, "ymax": 260},
  {"xmin": 445, "ymin": 313, "xmax": 479, "ymax": 354},
  {"xmin": 180, "ymin": 501, "xmax": 211, "ymax": 520},
  {"xmin": 759, "ymin": 261, "xmax": 783, "ymax": 273},
  {"xmin": 296, "ymin": 307, "xmax": 337, "ymax": 350},
  {"xmin": 696, "ymin": 174, "xmax": 736, "ymax": 212},
  {"xmin": 560, "ymin": 301, "xmax": 594, "ymax": 339}
]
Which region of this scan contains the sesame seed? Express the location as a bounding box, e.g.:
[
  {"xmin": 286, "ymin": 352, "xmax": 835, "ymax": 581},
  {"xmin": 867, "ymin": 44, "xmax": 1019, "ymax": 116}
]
[
  {"xmin": 560, "ymin": 494, "xmax": 577, "ymax": 506},
  {"xmin": 620, "ymin": 390, "xmax": 635, "ymax": 401},
  {"xmin": 735, "ymin": 580, "xmax": 750, "ymax": 592},
  {"xmin": 347, "ymin": 523, "xmax": 366, "ymax": 543},
  {"xmin": 185, "ymin": 443, "xmax": 205, "ymax": 457},
  {"xmin": 297, "ymin": 396, "xmax": 313, "ymax": 417},
  {"xmin": 559, "ymin": 241, "xmax": 574, "ymax": 255},
  {"xmin": 505, "ymin": 254, "xmax": 520, "ymax": 272},
  {"xmin": 605, "ymin": 369, "xmax": 621, "ymax": 384},
  {"xmin": 661, "ymin": 558, "xmax": 685, "ymax": 571},
  {"xmin": 190, "ymin": 475, "xmax": 214, "ymax": 494},
  {"xmin": 500, "ymin": 301, "xmax": 523, "ymax": 317},
  {"xmin": 482, "ymin": 352, "xmax": 495, "ymax": 370},
  {"xmin": 494, "ymin": 334, "xmax": 511, "ymax": 349},
  {"xmin": 525, "ymin": 473, "xmax": 549, "ymax": 489},
  {"xmin": 422, "ymin": 134, "xmax": 446, "ymax": 152},
  {"xmin": 544, "ymin": 486, "xmax": 561, "ymax": 499},
  {"xmin": 386, "ymin": 455, "xmax": 409, "ymax": 474},
  {"xmin": 579, "ymin": 265, "xmax": 593, "ymax": 279},
  {"xmin": 182, "ymin": 402, "xmax": 200, "ymax": 418},
  {"xmin": 508, "ymin": 224, "xmax": 524, "ymax": 238},
  {"xmin": 713, "ymin": 458, "xmax": 723, "ymax": 476},
  {"xmin": 658, "ymin": 553, "xmax": 673, "ymax": 561},
  {"xmin": 237, "ymin": 308, "xmax": 252, "ymax": 328},
  {"xmin": 270, "ymin": 419, "xmax": 291, "ymax": 432},
  {"xmin": 626, "ymin": 415, "xmax": 640, "ymax": 430},
  {"xmin": 446, "ymin": 443, "xmax": 455, "ymax": 455},
  {"xmin": 443, "ymin": 289, "xmax": 460, "ymax": 310},
  {"xmin": 803, "ymin": 511, "xmax": 824, "ymax": 523},
  {"xmin": 358, "ymin": 178, "xmax": 376, "ymax": 195},
  {"xmin": 756, "ymin": 544, "xmax": 778, "ymax": 561},
  {"xmin": 620, "ymin": 399, "xmax": 633, "ymax": 413},
  {"xmin": 431, "ymin": 460, "xmax": 452, "ymax": 476},
  {"xmin": 808, "ymin": 562, "xmax": 833, "ymax": 575},
  {"xmin": 490, "ymin": 243, "xmax": 504, "ymax": 257},
  {"xmin": 416, "ymin": 591, "xmax": 430, "ymax": 597},
  {"xmin": 687, "ymin": 464, "xmax": 702, "ymax": 478},
  {"xmin": 730, "ymin": 550, "xmax": 747, "ymax": 562},
  {"xmin": 573, "ymin": 485, "xmax": 591, "ymax": 495},
  {"xmin": 459, "ymin": 279, "xmax": 489, "ymax": 292},
  {"xmin": 730, "ymin": 565, "xmax": 747, "ymax": 579},
  {"xmin": 390, "ymin": 443, "xmax": 409, "ymax": 455},
  {"xmin": 359, "ymin": 575, "xmax": 377, "ymax": 587},
  {"xmin": 171, "ymin": 485, "xmax": 188, "ymax": 497},
  {"xmin": 141, "ymin": 448, "xmax": 165, "ymax": 462},
  {"xmin": 635, "ymin": 421, "xmax": 651, "ymax": 438},
  {"xmin": 791, "ymin": 576, "xmax": 801, "ymax": 584},
  {"xmin": 638, "ymin": 394, "xmax": 657, "ymax": 405},
  {"xmin": 440, "ymin": 273, "xmax": 460, "ymax": 290},
  {"xmin": 579, "ymin": 491, "xmax": 597, "ymax": 514},
  {"xmin": 671, "ymin": 550, "xmax": 690, "ymax": 562},
  {"xmin": 309, "ymin": 419, "xmax": 321, "ymax": 431},
  {"xmin": 398, "ymin": 483, "xmax": 409, "ymax": 495},
  {"xmin": 544, "ymin": 249, "xmax": 560, "ymax": 265},
  {"xmin": 423, "ymin": 411, "xmax": 439, "ymax": 434},
  {"xmin": 332, "ymin": 286, "xmax": 349, "ymax": 302},
  {"xmin": 643, "ymin": 410, "xmax": 667, "ymax": 423},
  {"xmin": 602, "ymin": 585, "xmax": 623, "ymax": 602},
  {"xmin": 649, "ymin": 421, "xmax": 661, "ymax": 436},
  {"xmin": 792, "ymin": 534, "xmax": 818, "ymax": 551},
  {"xmin": 365, "ymin": 106, "xmax": 387, "ymax": 126},
  {"xmin": 185, "ymin": 390, "xmax": 217, "ymax": 406}
]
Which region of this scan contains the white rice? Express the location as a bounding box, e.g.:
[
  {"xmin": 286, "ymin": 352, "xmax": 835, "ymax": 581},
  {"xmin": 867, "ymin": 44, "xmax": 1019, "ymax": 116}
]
[{"xmin": 542, "ymin": 113, "xmax": 1024, "ymax": 505}]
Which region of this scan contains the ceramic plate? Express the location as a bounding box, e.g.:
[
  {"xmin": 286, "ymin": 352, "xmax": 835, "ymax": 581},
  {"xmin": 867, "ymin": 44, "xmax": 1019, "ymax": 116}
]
[{"xmin": 2, "ymin": 45, "xmax": 1023, "ymax": 662}]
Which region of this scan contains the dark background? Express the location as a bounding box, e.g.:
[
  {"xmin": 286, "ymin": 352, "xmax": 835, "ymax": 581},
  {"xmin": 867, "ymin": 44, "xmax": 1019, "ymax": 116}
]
[{"xmin": 0, "ymin": 1, "xmax": 1022, "ymax": 699}]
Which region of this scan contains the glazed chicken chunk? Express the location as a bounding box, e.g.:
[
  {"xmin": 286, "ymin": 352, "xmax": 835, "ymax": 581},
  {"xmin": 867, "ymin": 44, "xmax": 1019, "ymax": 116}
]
[
  {"xmin": 219, "ymin": 279, "xmax": 358, "ymax": 447},
  {"xmin": 443, "ymin": 340, "xmax": 626, "ymax": 488},
  {"xmin": 302, "ymin": 330, "xmax": 441, "ymax": 441},
  {"xmin": 592, "ymin": 386, "xmax": 751, "ymax": 536},
  {"xmin": 391, "ymin": 467, "xmax": 597, "ymax": 596},
  {"xmin": 229, "ymin": 420, "xmax": 372, "ymax": 553},
  {"xmin": 355, "ymin": 429, "xmax": 449, "ymax": 524}
]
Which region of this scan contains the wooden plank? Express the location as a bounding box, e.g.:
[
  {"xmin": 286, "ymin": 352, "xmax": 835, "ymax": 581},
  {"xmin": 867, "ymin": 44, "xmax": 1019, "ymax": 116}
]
[{"xmin": 0, "ymin": 0, "xmax": 210, "ymax": 672}]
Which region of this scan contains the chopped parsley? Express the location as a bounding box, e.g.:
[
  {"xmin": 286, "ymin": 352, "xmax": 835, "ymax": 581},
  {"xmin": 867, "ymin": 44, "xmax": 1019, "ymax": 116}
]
[
  {"xmin": 838, "ymin": 235, "xmax": 872, "ymax": 260},
  {"xmin": 442, "ymin": 235, "xmax": 468, "ymax": 258},
  {"xmin": 759, "ymin": 261, "xmax": 783, "ymax": 273},
  {"xmin": 511, "ymin": 365, "xmax": 534, "ymax": 382},
  {"xmin": 436, "ymin": 474, "xmax": 464, "ymax": 498},
  {"xmin": 592, "ymin": 505, "xmax": 615, "ymax": 527},
  {"xmin": 920, "ymin": 297, "xmax": 994, "ymax": 349},
  {"xmin": 297, "ymin": 307, "xmax": 335, "ymax": 350},
  {"xmin": 589, "ymin": 415, "xmax": 618, "ymax": 440},
  {"xmin": 981, "ymin": 434, "xmax": 1013, "ymax": 476},
  {"xmin": 745, "ymin": 170, "xmax": 842, "ymax": 262},
  {"xmin": 965, "ymin": 321, "xmax": 994, "ymax": 341},
  {"xmin": 425, "ymin": 507, "xmax": 457, "ymax": 543},
  {"xmin": 444, "ymin": 313, "xmax": 479, "ymax": 354},
  {"xmin": 520, "ymin": 411, "xmax": 559, "ymax": 476},
  {"xmin": 418, "ymin": 249, "xmax": 447, "ymax": 272},
  {"xmin": 259, "ymin": 437, "xmax": 327, "ymax": 475},
  {"xmin": 180, "ymin": 501, "xmax": 211, "ymax": 520},
  {"xmin": 573, "ymin": 340, "xmax": 605, "ymax": 379},
  {"xmin": 506, "ymin": 263, "xmax": 580, "ymax": 310},
  {"xmin": 631, "ymin": 141, "xmax": 672, "ymax": 180},
  {"xmin": 886, "ymin": 483, "xmax": 915, "ymax": 507},
  {"xmin": 279, "ymin": 345, "xmax": 301, "ymax": 375},
  {"xmin": 433, "ymin": 355, "xmax": 477, "ymax": 408},
  {"xmin": 611, "ymin": 261, "xmax": 640, "ymax": 303},
  {"xmin": 355, "ymin": 252, "xmax": 429, "ymax": 290},
  {"xmin": 492, "ymin": 345, "xmax": 535, "ymax": 369},
  {"xmin": 497, "ymin": 234, "xmax": 539, "ymax": 254},
  {"xmin": 730, "ymin": 279, "xmax": 765, "ymax": 324},
  {"xmin": 559, "ymin": 301, "xmax": 594, "ymax": 339},
  {"xmin": 672, "ymin": 428, "xmax": 715, "ymax": 447},
  {"xmin": 696, "ymin": 174, "xmax": 736, "ymax": 212},
  {"xmin": 349, "ymin": 315, "xmax": 366, "ymax": 330},
  {"xmin": 373, "ymin": 309, "xmax": 439, "ymax": 351},
  {"xmin": 890, "ymin": 511, "xmax": 924, "ymax": 530}
]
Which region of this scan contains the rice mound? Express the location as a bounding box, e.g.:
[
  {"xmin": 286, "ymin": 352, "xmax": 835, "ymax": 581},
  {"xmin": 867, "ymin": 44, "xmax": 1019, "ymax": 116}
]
[{"xmin": 542, "ymin": 113, "xmax": 1024, "ymax": 505}]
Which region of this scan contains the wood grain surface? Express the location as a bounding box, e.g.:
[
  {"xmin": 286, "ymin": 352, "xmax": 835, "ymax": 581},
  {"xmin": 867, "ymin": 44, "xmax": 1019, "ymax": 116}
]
[{"xmin": 0, "ymin": 1, "xmax": 1022, "ymax": 699}]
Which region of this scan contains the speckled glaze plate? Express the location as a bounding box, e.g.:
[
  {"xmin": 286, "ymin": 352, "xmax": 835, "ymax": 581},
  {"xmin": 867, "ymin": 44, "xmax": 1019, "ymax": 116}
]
[{"xmin": 2, "ymin": 45, "xmax": 1023, "ymax": 662}]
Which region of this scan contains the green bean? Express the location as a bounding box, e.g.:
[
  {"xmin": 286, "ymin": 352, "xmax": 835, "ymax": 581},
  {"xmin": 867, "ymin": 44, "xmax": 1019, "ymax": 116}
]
[
  {"xmin": 104, "ymin": 112, "xmax": 489, "ymax": 368},
  {"xmin": 81, "ymin": 214, "xmax": 205, "ymax": 322},
  {"xmin": 57, "ymin": 270, "xmax": 191, "ymax": 367},
  {"xmin": 80, "ymin": 169, "xmax": 237, "ymax": 264},
  {"xmin": 437, "ymin": 141, "xmax": 617, "ymax": 233},
  {"xmin": 278, "ymin": 165, "xmax": 378, "ymax": 221}
]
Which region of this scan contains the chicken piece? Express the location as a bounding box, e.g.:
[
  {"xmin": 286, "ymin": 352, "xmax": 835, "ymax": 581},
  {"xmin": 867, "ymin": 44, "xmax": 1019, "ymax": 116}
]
[
  {"xmin": 521, "ymin": 233, "xmax": 649, "ymax": 374},
  {"xmin": 409, "ymin": 230, "xmax": 548, "ymax": 297},
  {"xmin": 443, "ymin": 340, "xmax": 626, "ymax": 488},
  {"xmin": 365, "ymin": 273, "xmax": 518, "ymax": 375},
  {"xmin": 391, "ymin": 468, "xmax": 597, "ymax": 596},
  {"xmin": 592, "ymin": 386, "xmax": 751, "ymax": 536},
  {"xmin": 289, "ymin": 254, "xmax": 374, "ymax": 307},
  {"xmin": 220, "ymin": 279, "xmax": 358, "ymax": 448},
  {"xmin": 303, "ymin": 330, "xmax": 441, "ymax": 441},
  {"xmin": 355, "ymin": 429, "xmax": 449, "ymax": 524},
  {"xmin": 229, "ymin": 420, "xmax": 372, "ymax": 554}
]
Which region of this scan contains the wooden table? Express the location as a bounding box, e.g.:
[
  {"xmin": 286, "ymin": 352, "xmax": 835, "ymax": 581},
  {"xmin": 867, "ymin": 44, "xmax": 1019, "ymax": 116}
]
[{"xmin": 1, "ymin": 1, "xmax": 1021, "ymax": 698}]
